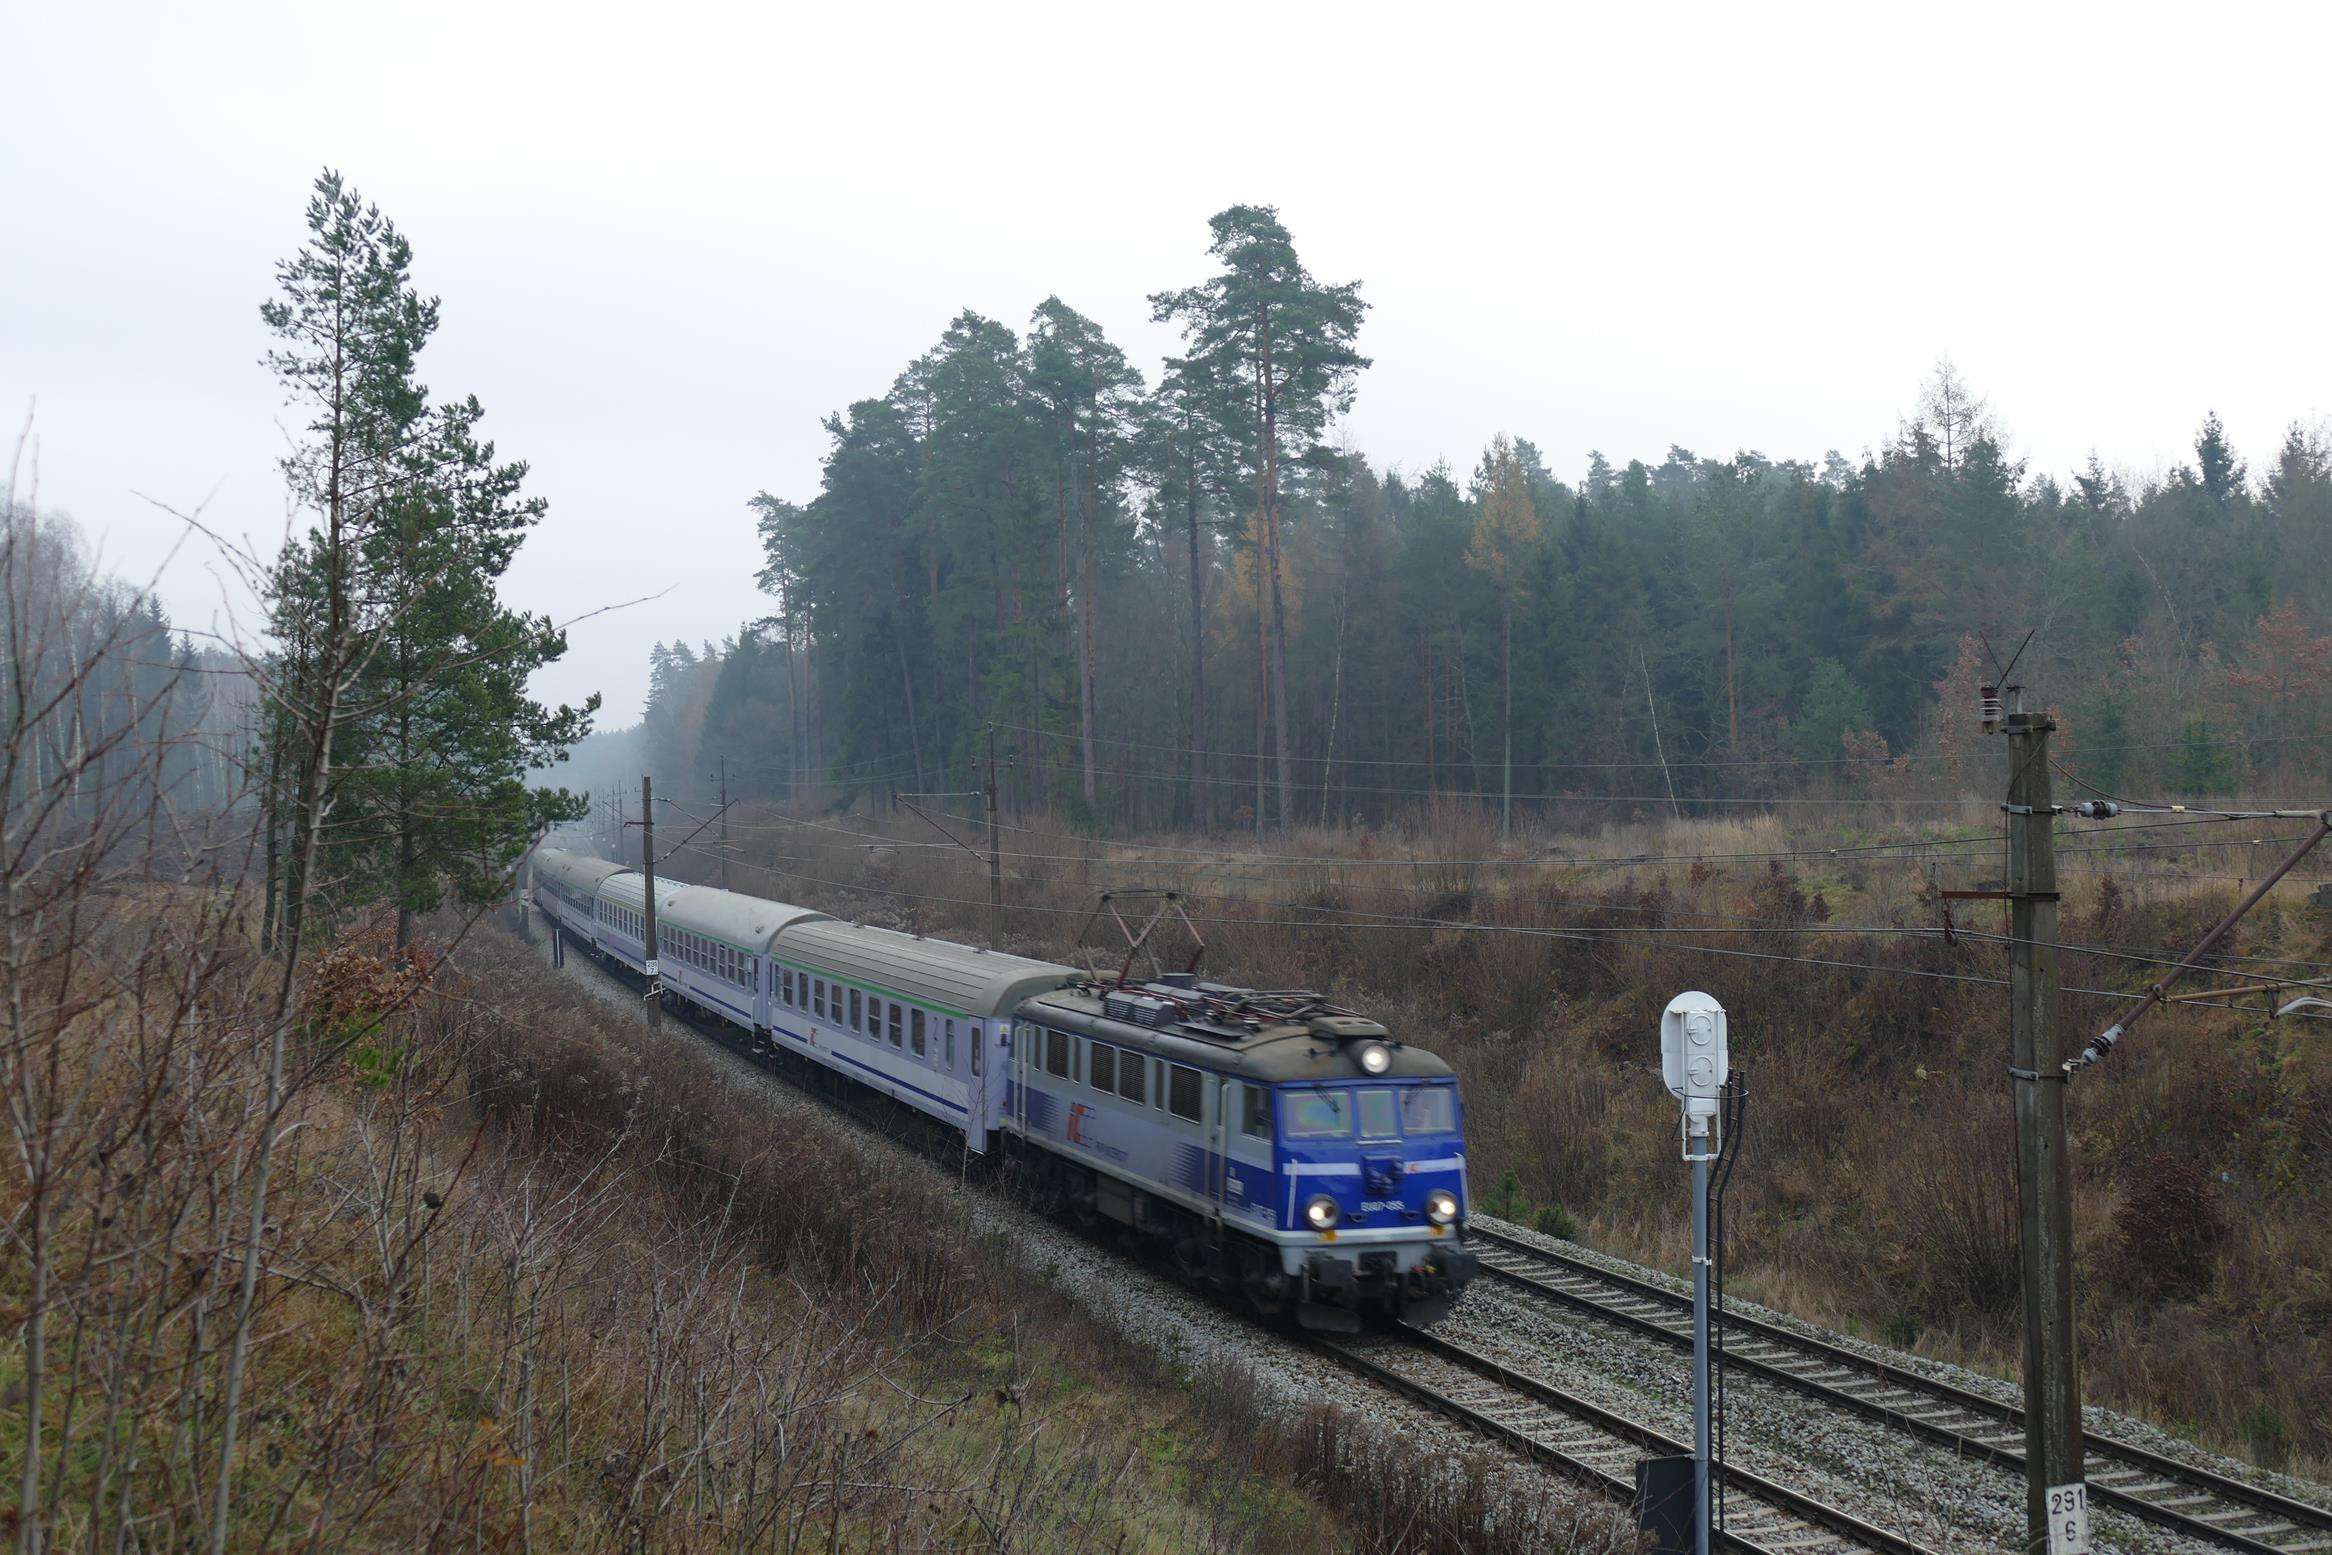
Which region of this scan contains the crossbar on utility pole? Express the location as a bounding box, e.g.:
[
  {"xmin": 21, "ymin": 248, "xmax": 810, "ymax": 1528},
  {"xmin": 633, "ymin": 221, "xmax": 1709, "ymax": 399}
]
[
  {"xmin": 2005, "ymin": 709, "xmax": 2085, "ymax": 1553},
  {"xmin": 640, "ymin": 773, "xmax": 661, "ymax": 1030}
]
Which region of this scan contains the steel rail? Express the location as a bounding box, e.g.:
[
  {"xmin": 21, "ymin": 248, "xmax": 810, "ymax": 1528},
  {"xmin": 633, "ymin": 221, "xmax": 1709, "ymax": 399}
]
[
  {"xmin": 1470, "ymin": 1224, "xmax": 2332, "ymax": 1554},
  {"xmin": 1313, "ymin": 1327, "xmax": 1937, "ymax": 1555}
]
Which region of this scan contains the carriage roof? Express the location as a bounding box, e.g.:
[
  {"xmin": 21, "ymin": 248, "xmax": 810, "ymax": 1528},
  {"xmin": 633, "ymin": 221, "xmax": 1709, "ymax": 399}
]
[
  {"xmin": 770, "ymin": 919, "xmax": 1075, "ymax": 1019},
  {"xmin": 532, "ymin": 847, "xmax": 629, "ymax": 897}
]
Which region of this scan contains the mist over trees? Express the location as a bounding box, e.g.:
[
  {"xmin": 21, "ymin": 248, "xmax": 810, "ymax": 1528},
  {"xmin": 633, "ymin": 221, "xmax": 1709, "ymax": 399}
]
[
  {"xmin": 579, "ymin": 209, "xmax": 2332, "ymax": 833},
  {"xmin": 1, "ymin": 498, "xmax": 251, "ymax": 826}
]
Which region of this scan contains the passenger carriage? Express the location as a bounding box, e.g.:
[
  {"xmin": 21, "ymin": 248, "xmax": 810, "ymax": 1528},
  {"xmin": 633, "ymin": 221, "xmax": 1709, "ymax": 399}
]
[
  {"xmin": 647, "ymin": 882, "xmax": 826, "ymax": 1035},
  {"xmin": 528, "ymin": 848, "xmax": 628, "ymax": 951},
  {"xmin": 759, "ymin": 921, "xmax": 1072, "ymax": 1155}
]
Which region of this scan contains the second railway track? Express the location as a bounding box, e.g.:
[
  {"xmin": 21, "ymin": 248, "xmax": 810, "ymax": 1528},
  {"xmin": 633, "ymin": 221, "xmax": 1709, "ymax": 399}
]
[
  {"xmin": 1315, "ymin": 1325, "xmax": 1935, "ymax": 1555},
  {"xmin": 1469, "ymin": 1224, "xmax": 2332, "ymax": 1554}
]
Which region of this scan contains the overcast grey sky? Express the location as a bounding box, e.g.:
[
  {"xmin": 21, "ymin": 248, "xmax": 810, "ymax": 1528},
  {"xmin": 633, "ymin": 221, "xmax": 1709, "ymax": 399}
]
[{"xmin": 6, "ymin": 2, "xmax": 2327, "ymax": 723}]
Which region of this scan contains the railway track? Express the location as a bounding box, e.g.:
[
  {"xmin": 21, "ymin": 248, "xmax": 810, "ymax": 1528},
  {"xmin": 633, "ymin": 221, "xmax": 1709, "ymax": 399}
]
[
  {"xmin": 1470, "ymin": 1224, "xmax": 2332, "ymax": 1554},
  {"xmin": 1315, "ymin": 1325, "xmax": 1935, "ymax": 1555}
]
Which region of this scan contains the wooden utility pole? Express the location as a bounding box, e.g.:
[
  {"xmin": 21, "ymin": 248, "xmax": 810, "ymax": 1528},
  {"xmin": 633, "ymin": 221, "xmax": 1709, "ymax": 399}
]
[
  {"xmin": 982, "ymin": 723, "xmax": 1005, "ymax": 950},
  {"xmin": 714, "ymin": 755, "xmax": 730, "ymax": 891},
  {"xmin": 2005, "ymin": 707, "xmax": 2084, "ymax": 1552},
  {"xmin": 640, "ymin": 773, "xmax": 661, "ymax": 1030}
]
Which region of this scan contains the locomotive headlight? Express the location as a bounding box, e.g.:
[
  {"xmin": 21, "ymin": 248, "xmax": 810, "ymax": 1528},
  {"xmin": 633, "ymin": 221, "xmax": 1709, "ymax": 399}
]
[
  {"xmin": 1304, "ymin": 1195, "xmax": 1340, "ymax": 1231},
  {"xmin": 1424, "ymin": 1189, "xmax": 1458, "ymax": 1226},
  {"xmin": 1355, "ymin": 1040, "xmax": 1391, "ymax": 1075}
]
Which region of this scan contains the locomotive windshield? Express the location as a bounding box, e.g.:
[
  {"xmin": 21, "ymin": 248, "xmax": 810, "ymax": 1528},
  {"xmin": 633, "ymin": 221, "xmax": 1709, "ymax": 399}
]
[
  {"xmin": 1279, "ymin": 1081, "xmax": 1457, "ymax": 1140},
  {"xmin": 1400, "ymin": 1086, "xmax": 1457, "ymax": 1135},
  {"xmin": 1283, "ymin": 1090, "xmax": 1351, "ymax": 1137}
]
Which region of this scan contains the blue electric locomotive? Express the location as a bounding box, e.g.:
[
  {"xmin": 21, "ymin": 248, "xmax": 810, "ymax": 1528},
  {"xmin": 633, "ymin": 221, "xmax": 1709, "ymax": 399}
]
[{"xmin": 1006, "ymin": 979, "xmax": 1475, "ymax": 1329}]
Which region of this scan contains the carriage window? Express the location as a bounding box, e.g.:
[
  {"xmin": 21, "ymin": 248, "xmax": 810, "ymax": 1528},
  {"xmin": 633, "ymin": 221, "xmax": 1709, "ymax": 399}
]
[
  {"xmin": 888, "ymin": 1002, "xmax": 904, "ymax": 1048},
  {"xmin": 966, "ymin": 1022, "xmax": 978, "ymax": 1075},
  {"xmin": 1167, "ymin": 1065, "xmax": 1203, "ymax": 1123},
  {"xmin": 1045, "ymin": 1028, "xmax": 1070, "ymax": 1079},
  {"xmin": 1283, "ymin": 1091, "xmax": 1351, "ymax": 1138},
  {"xmin": 1357, "ymin": 1088, "xmax": 1400, "ymax": 1141},
  {"xmin": 1402, "ymin": 1085, "xmax": 1457, "ymax": 1135},
  {"xmin": 1118, "ymin": 1051, "xmax": 1145, "ymax": 1104},
  {"xmin": 1241, "ymin": 1085, "xmax": 1270, "ymax": 1139},
  {"xmin": 911, "ymin": 1008, "xmax": 926, "ymax": 1056},
  {"xmin": 848, "ymin": 988, "xmax": 863, "ymax": 1029},
  {"xmin": 945, "ymin": 1018, "xmax": 957, "ymax": 1068},
  {"xmin": 1088, "ymin": 1043, "xmax": 1116, "ymax": 1095},
  {"xmin": 783, "ymin": 968, "xmax": 795, "ymax": 1005}
]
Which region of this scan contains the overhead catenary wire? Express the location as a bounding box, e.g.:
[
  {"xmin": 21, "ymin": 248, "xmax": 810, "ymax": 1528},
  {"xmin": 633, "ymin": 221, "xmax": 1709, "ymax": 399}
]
[
  {"xmin": 679, "ymin": 797, "xmax": 2329, "ymax": 883},
  {"xmin": 990, "ymin": 718, "xmax": 2332, "ymax": 772},
  {"xmin": 658, "ymin": 839, "xmax": 2332, "ymax": 1021}
]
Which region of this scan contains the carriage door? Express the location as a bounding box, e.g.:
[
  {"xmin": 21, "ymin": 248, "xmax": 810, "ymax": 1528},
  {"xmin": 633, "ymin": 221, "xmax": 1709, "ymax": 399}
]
[
  {"xmin": 1011, "ymin": 1020, "xmax": 1029, "ymax": 1135},
  {"xmin": 1208, "ymin": 1077, "xmax": 1231, "ymax": 1226}
]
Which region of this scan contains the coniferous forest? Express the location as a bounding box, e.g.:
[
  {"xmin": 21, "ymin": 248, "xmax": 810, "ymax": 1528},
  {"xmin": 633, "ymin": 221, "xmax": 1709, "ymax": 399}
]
[{"xmin": 606, "ymin": 204, "xmax": 2332, "ymax": 828}]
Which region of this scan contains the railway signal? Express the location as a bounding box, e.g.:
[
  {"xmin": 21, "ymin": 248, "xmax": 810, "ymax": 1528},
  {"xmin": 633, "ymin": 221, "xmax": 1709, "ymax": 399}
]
[{"xmin": 1660, "ymin": 990, "xmax": 1729, "ymax": 1555}]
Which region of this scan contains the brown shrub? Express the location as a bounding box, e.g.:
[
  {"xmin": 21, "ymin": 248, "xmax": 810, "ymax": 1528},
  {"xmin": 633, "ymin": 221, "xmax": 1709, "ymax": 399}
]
[{"xmin": 2114, "ymin": 1151, "xmax": 2226, "ymax": 1302}]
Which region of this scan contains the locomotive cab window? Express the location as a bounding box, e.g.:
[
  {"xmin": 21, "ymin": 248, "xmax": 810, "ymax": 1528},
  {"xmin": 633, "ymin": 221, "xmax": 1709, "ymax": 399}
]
[
  {"xmin": 1284, "ymin": 1091, "xmax": 1351, "ymax": 1138},
  {"xmin": 1402, "ymin": 1085, "xmax": 1457, "ymax": 1135},
  {"xmin": 1241, "ymin": 1085, "xmax": 1270, "ymax": 1139},
  {"xmin": 1357, "ymin": 1088, "xmax": 1400, "ymax": 1141},
  {"xmin": 1088, "ymin": 1043, "xmax": 1116, "ymax": 1095},
  {"xmin": 1117, "ymin": 1051, "xmax": 1146, "ymax": 1105},
  {"xmin": 1167, "ymin": 1064, "xmax": 1202, "ymax": 1123}
]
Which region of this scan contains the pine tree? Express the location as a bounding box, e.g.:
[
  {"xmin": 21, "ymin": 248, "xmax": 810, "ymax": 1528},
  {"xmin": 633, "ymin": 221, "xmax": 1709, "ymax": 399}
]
[
  {"xmin": 1152, "ymin": 206, "xmax": 1369, "ymax": 831},
  {"xmin": 1465, "ymin": 435, "xmax": 1542, "ymax": 838},
  {"xmin": 1027, "ymin": 298, "xmax": 1144, "ymax": 809},
  {"xmin": 261, "ymin": 170, "xmax": 593, "ymax": 948}
]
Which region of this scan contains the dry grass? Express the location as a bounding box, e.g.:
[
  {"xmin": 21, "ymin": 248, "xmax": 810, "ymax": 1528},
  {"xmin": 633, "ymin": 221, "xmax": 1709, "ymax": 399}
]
[{"xmin": 700, "ymin": 797, "xmax": 2332, "ymax": 1482}]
